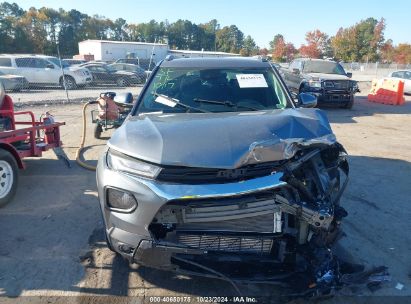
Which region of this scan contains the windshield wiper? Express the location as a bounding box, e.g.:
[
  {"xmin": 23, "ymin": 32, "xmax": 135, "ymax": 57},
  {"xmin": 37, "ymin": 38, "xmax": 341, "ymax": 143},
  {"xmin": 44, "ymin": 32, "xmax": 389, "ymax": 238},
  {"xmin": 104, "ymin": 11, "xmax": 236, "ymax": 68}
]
[
  {"xmin": 193, "ymin": 98, "xmax": 261, "ymax": 111},
  {"xmin": 152, "ymin": 92, "xmax": 208, "ymax": 113}
]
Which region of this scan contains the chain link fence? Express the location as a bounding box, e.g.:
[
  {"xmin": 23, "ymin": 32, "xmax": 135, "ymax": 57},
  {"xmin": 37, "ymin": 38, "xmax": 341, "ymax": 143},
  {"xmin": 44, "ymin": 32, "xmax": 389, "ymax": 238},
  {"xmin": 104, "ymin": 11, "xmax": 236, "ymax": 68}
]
[
  {"xmin": 340, "ymin": 62, "xmax": 411, "ymax": 82},
  {"xmin": 0, "ymin": 53, "xmax": 152, "ymax": 105}
]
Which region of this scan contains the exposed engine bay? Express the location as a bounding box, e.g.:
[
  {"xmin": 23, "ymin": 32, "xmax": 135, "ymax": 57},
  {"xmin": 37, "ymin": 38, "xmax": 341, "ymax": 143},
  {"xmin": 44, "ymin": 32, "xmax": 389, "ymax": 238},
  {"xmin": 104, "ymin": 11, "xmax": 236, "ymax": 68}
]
[{"xmin": 130, "ymin": 143, "xmax": 384, "ymax": 296}]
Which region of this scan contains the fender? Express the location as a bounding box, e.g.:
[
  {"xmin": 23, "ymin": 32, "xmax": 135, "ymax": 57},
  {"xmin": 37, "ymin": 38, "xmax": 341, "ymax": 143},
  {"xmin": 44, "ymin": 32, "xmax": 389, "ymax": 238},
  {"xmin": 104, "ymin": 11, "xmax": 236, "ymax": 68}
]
[{"xmin": 0, "ymin": 143, "xmax": 24, "ymax": 169}]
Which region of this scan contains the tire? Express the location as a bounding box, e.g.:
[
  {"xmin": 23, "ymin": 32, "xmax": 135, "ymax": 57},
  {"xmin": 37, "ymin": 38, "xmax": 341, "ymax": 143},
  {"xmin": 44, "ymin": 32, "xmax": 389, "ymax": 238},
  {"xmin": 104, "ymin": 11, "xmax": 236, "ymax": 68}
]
[
  {"xmin": 116, "ymin": 77, "xmax": 128, "ymax": 87},
  {"xmin": 94, "ymin": 123, "xmax": 103, "ymax": 139},
  {"xmin": 60, "ymin": 75, "xmax": 77, "ymax": 90},
  {"xmin": 344, "ymin": 96, "xmax": 354, "ymax": 109},
  {"xmin": 0, "ymin": 150, "xmax": 19, "ymax": 208},
  {"xmin": 94, "ymin": 124, "xmax": 103, "ymax": 139}
]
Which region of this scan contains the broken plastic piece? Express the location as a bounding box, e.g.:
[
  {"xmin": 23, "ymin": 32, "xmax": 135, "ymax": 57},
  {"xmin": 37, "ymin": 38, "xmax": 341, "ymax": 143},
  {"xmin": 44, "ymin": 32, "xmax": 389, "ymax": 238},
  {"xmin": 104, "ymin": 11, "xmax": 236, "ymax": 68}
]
[{"xmin": 395, "ymin": 283, "xmax": 404, "ymax": 290}]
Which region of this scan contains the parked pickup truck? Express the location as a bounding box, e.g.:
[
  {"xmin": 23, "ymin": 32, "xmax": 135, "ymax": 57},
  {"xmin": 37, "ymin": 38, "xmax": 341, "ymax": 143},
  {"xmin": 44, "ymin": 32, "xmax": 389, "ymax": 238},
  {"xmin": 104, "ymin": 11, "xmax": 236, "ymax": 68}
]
[{"xmin": 281, "ymin": 58, "xmax": 359, "ymax": 109}]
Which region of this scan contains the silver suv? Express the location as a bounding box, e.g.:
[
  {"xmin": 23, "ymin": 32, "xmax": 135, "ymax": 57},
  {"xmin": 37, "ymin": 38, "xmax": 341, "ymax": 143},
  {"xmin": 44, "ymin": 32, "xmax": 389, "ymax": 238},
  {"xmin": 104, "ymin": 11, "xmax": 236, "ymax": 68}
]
[
  {"xmin": 0, "ymin": 54, "xmax": 92, "ymax": 89},
  {"xmin": 96, "ymin": 57, "xmax": 349, "ymax": 284}
]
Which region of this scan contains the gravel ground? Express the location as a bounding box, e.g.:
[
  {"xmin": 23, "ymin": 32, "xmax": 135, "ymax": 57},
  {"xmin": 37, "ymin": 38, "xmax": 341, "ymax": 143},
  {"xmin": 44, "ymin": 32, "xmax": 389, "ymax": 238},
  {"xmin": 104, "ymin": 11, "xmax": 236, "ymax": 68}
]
[{"xmin": 0, "ymin": 89, "xmax": 410, "ymax": 303}]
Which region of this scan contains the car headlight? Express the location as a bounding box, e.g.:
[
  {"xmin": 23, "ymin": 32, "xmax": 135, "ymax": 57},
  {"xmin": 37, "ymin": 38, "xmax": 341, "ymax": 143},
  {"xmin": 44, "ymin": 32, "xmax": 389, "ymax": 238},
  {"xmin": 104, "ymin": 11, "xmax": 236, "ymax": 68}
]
[
  {"xmin": 106, "ymin": 149, "xmax": 162, "ymax": 178},
  {"xmin": 308, "ymin": 80, "xmax": 322, "ymax": 88}
]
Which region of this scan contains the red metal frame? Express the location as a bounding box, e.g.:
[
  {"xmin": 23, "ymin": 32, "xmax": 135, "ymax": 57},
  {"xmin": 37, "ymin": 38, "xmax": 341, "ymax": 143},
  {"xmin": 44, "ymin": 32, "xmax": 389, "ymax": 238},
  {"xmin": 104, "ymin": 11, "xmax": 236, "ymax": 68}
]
[{"xmin": 0, "ymin": 95, "xmax": 65, "ymax": 168}]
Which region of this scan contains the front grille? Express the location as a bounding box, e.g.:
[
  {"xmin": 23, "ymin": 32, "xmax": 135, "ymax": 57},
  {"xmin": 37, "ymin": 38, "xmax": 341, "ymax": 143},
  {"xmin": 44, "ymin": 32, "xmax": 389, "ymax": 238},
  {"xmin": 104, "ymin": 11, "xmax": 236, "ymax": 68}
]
[
  {"xmin": 157, "ymin": 162, "xmax": 282, "ymax": 184},
  {"xmin": 177, "ymin": 233, "xmax": 274, "ymax": 254},
  {"xmin": 324, "ymin": 80, "xmax": 349, "ymax": 90}
]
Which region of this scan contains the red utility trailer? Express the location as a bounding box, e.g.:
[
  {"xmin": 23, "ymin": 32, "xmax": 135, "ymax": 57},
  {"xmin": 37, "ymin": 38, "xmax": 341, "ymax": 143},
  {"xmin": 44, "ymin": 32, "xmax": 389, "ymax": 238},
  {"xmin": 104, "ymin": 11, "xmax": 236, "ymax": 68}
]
[{"xmin": 0, "ymin": 87, "xmax": 65, "ymax": 207}]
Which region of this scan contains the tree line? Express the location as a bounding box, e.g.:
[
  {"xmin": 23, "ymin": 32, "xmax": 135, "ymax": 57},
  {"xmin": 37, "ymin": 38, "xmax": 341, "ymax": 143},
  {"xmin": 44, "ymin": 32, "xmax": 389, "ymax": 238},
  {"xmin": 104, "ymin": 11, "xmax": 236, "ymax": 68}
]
[{"xmin": 1, "ymin": 2, "xmax": 410, "ymax": 63}]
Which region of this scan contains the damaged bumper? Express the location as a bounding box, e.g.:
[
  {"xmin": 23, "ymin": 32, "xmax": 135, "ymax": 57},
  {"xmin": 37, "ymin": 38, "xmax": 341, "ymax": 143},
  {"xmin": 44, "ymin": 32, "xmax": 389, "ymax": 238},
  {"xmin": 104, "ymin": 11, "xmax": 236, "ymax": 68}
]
[{"xmin": 97, "ymin": 143, "xmax": 349, "ymax": 283}]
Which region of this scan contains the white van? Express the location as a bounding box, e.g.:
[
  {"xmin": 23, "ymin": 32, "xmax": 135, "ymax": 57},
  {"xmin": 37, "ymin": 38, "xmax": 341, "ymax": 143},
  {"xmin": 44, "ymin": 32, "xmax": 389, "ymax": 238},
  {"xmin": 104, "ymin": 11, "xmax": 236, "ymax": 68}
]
[{"xmin": 0, "ymin": 54, "xmax": 92, "ymax": 89}]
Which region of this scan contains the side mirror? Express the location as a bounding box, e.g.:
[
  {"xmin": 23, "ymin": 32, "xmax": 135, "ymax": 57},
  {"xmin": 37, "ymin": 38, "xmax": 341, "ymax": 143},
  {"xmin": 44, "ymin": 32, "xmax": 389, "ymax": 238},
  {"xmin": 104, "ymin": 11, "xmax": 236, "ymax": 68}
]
[
  {"xmin": 46, "ymin": 63, "xmax": 54, "ymax": 69},
  {"xmin": 346, "ymin": 72, "xmax": 352, "ymax": 78},
  {"xmin": 298, "ymin": 93, "xmax": 317, "ymax": 108},
  {"xmin": 292, "ymin": 68, "xmax": 300, "ymax": 75}
]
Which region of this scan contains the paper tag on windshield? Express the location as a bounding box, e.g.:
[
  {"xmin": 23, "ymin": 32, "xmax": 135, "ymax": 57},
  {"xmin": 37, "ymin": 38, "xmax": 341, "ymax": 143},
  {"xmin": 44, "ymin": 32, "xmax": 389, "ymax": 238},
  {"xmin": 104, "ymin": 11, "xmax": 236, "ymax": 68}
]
[
  {"xmin": 155, "ymin": 95, "xmax": 177, "ymax": 107},
  {"xmin": 236, "ymin": 74, "xmax": 268, "ymax": 88}
]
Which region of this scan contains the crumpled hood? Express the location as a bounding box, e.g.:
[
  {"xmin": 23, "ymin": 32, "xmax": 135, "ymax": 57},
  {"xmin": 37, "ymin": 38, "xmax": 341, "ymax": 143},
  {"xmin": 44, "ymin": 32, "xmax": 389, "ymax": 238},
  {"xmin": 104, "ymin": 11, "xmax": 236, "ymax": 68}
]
[
  {"xmin": 108, "ymin": 108, "xmax": 336, "ymax": 169},
  {"xmin": 306, "ymin": 73, "xmax": 350, "ymax": 81}
]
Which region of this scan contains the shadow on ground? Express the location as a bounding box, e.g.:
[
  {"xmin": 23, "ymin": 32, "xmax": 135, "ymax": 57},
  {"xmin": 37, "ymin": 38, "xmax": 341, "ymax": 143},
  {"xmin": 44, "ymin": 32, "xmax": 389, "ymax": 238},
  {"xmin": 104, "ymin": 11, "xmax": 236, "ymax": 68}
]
[{"xmin": 323, "ymin": 95, "xmax": 411, "ymax": 124}]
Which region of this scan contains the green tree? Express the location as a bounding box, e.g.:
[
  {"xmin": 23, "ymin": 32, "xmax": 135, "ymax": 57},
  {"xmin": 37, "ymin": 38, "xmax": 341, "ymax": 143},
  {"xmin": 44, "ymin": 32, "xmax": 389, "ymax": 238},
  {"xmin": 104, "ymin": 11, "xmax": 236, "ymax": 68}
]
[
  {"xmin": 240, "ymin": 35, "xmax": 258, "ymax": 56},
  {"xmin": 216, "ymin": 25, "xmax": 244, "ymax": 53},
  {"xmin": 331, "ymin": 18, "xmax": 385, "ymax": 62}
]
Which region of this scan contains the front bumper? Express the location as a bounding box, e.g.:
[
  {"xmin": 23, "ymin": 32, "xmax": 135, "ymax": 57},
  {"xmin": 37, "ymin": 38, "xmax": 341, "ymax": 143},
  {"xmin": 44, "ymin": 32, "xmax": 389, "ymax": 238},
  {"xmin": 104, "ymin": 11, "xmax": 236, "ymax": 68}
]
[
  {"xmin": 96, "ymin": 147, "xmax": 348, "ymax": 274},
  {"xmin": 96, "ymin": 151, "xmax": 288, "ymax": 267},
  {"xmin": 73, "ymin": 74, "xmax": 92, "ymax": 85},
  {"xmin": 308, "ymin": 89, "xmax": 354, "ymax": 106}
]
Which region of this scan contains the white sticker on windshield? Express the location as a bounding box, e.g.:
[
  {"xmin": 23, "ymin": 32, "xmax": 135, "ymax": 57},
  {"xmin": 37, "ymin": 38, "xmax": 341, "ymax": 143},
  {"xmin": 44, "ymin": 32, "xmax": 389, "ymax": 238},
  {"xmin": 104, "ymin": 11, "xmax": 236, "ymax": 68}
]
[
  {"xmin": 236, "ymin": 74, "xmax": 268, "ymax": 88},
  {"xmin": 155, "ymin": 95, "xmax": 177, "ymax": 107}
]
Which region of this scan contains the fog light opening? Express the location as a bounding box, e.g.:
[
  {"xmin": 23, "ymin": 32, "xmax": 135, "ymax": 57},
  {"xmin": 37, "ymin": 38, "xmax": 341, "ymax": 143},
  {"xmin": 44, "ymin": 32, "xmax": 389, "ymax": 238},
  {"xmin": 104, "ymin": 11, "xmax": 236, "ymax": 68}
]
[{"xmin": 106, "ymin": 187, "xmax": 138, "ymax": 212}]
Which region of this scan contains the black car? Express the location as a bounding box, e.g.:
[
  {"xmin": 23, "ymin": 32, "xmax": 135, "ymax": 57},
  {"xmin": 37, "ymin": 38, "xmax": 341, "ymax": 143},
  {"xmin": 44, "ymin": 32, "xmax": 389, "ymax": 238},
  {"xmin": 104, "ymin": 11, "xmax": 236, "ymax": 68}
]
[
  {"xmin": 79, "ymin": 63, "xmax": 140, "ymax": 87},
  {"xmin": 282, "ymin": 58, "xmax": 359, "ymax": 109},
  {"xmin": 115, "ymin": 58, "xmax": 156, "ymax": 71},
  {"xmin": 108, "ymin": 63, "xmax": 146, "ymax": 83}
]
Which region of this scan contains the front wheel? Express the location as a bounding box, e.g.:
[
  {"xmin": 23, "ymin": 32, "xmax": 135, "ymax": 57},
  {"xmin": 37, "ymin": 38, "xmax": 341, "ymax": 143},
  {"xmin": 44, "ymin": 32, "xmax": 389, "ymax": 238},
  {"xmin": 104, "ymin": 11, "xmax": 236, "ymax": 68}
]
[
  {"xmin": 60, "ymin": 76, "xmax": 77, "ymax": 90},
  {"xmin": 94, "ymin": 124, "xmax": 103, "ymax": 139},
  {"xmin": 0, "ymin": 150, "xmax": 19, "ymax": 208},
  {"xmin": 344, "ymin": 96, "xmax": 354, "ymax": 109},
  {"xmin": 116, "ymin": 77, "xmax": 128, "ymax": 87}
]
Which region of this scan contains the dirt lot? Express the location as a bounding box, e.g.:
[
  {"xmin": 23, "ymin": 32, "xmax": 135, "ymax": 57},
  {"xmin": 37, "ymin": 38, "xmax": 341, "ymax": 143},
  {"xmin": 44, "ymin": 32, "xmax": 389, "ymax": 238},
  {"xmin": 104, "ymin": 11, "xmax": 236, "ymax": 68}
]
[{"xmin": 0, "ymin": 91, "xmax": 410, "ymax": 303}]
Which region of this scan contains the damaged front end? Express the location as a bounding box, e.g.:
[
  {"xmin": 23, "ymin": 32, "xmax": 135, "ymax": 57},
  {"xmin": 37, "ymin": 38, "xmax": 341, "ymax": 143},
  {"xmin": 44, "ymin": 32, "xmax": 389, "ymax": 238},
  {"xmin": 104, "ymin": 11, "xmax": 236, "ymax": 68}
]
[{"xmin": 134, "ymin": 142, "xmax": 350, "ymax": 294}]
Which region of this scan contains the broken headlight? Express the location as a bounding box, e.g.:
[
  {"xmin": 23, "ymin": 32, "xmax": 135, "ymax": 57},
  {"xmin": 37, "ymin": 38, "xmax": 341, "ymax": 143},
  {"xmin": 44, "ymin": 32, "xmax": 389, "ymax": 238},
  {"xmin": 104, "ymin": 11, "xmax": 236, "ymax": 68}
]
[{"xmin": 106, "ymin": 149, "xmax": 162, "ymax": 179}]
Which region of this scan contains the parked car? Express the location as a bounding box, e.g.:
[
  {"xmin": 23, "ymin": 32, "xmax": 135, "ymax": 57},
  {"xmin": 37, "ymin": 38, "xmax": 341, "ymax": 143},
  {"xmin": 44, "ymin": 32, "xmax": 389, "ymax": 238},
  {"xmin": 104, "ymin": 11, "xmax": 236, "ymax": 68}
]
[
  {"xmin": 0, "ymin": 70, "xmax": 29, "ymax": 91},
  {"xmin": 79, "ymin": 63, "xmax": 140, "ymax": 87},
  {"xmin": 387, "ymin": 70, "xmax": 411, "ymax": 94},
  {"xmin": 281, "ymin": 58, "xmax": 359, "ymax": 108},
  {"xmin": 115, "ymin": 58, "xmax": 156, "ymax": 71},
  {"xmin": 270, "ymin": 62, "xmax": 281, "ymax": 70},
  {"xmin": 0, "ymin": 54, "xmax": 92, "ymax": 89},
  {"xmin": 62, "ymin": 59, "xmax": 87, "ymax": 66},
  {"xmin": 96, "ymin": 57, "xmax": 350, "ymax": 288},
  {"xmin": 108, "ymin": 63, "xmax": 146, "ymax": 83}
]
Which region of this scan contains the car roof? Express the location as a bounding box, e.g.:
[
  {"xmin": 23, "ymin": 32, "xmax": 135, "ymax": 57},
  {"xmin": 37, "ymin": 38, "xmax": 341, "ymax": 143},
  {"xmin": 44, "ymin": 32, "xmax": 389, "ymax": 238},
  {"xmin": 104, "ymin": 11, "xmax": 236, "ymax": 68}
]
[
  {"xmin": 160, "ymin": 57, "xmax": 271, "ymax": 68},
  {"xmin": 296, "ymin": 58, "xmax": 337, "ymax": 63}
]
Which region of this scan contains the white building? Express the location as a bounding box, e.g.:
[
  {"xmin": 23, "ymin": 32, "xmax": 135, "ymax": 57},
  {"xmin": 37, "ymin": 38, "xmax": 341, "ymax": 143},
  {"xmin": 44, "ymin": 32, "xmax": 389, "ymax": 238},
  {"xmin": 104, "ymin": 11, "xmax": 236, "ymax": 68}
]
[
  {"xmin": 168, "ymin": 49, "xmax": 240, "ymax": 58},
  {"xmin": 78, "ymin": 40, "xmax": 170, "ymax": 62},
  {"xmin": 78, "ymin": 40, "xmax": 241, "ymax": 62}
]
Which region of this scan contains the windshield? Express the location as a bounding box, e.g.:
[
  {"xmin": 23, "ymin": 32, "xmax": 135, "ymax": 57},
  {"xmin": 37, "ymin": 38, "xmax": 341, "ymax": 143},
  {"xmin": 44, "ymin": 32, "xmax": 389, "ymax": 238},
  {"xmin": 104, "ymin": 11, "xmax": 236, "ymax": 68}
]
[
  {"xmin": 303, "ymin": 61, "xmax": 346, "ymax": 75},
  {"xmin": 47, "ymin": 57, "xmax": 69, "ymax": 68},
  {"xmin": 135, "ymin": 67, "xmax": 289, "ymax": 114}
]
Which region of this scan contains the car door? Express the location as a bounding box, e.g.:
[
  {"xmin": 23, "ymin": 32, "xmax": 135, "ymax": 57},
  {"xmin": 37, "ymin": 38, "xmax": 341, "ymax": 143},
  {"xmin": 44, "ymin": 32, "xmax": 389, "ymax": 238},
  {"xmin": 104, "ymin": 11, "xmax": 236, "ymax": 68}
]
[
  {"xmin": 403, "ymin": 71, "xmax": 411, "ymax": 93},
  {"xmin": 87, "ymin": 66, "xmax": 104, "ymax": 83},
  {"xmin": 14, "ymin": 57, "xmax": 38, "ymax": 82},
  {"xmin": 286, "ymin": 60, "xmax": 301, "ymax": 92},
  {"xmin": 34, "ymin": 58, "xmax": 61, "ymax": 84}
]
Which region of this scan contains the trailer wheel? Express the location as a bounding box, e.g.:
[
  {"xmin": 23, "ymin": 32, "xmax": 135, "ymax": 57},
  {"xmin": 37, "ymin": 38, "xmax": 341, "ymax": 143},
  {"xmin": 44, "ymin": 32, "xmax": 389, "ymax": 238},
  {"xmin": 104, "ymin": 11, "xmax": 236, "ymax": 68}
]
[
  {"xmin": 0, "ymin": 150, "xmax": 19, "ymax": 208},
  {"xmin": 94, "ymin": 124, "xmax": 103, "ymax": 139}
]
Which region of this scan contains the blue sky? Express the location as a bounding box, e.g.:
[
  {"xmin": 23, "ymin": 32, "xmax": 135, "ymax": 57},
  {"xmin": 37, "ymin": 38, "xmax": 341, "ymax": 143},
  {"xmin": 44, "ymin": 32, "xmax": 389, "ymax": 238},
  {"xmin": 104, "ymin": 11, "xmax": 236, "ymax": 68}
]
[{"xmin": 10, "ymin": 0, "xmax": 411, "ymax": 48}]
